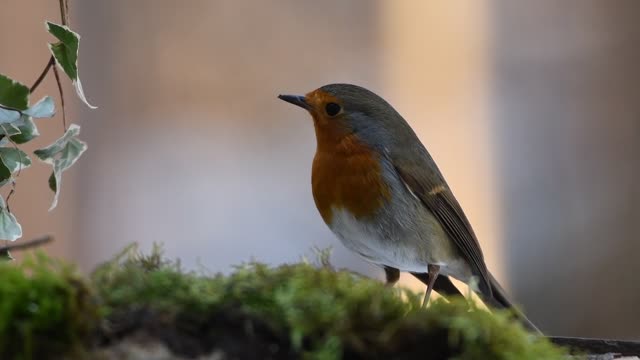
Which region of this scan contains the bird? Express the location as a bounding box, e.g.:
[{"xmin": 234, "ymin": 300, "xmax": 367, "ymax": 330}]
[{"xmin": 278, "ymin": 83, "xmax": 539, "ymax": 332}]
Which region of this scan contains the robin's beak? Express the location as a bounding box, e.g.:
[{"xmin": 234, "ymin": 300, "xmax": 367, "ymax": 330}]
[{"xmin": 278, "ymin": 94, "xmax": 310, "ymax": 110}]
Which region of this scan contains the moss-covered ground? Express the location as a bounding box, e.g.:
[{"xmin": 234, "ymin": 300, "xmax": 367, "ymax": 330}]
[{"xmin": 0, "ymin": 245, "xmax": 568, "ymax": 359}]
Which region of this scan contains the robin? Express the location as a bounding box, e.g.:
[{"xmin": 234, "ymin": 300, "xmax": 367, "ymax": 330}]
[{"xmin": 278, "ymin": 84, "xmax": 539, "ymax": 332}]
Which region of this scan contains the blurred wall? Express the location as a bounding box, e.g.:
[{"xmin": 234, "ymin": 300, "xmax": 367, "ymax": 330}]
[{"xmin": 493, "ymin": 0, "xmax": 640, "ymax": 338}]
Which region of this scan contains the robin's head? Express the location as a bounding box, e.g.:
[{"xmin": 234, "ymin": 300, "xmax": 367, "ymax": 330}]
[{"xmin": 279, "ymin": 83, "xmax": 416, "ymax": 151}]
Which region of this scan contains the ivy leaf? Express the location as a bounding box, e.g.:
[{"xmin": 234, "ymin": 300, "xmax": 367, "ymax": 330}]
[
  {"xmin": 4, "ymin": 96, "xmax": 55, "ymax": 143},
  {"xmin": 0, "ymin": 196, "xmax": 22, "ymax": 241},
  {"xmin": 0, "ymin": 96, "xmax": 56, "ymax": 126},
  {"xmin": 0, "ymin": 138, "xmax": 11, "ymax": 185},
  {"xmin": 0, "ymin": 74, "xmax": 28, "ymax": 110},
  {"xmin": 24, "ymin": 96, "xmax": 55, "ymax": 118},
  {"xmin": 46, "ymin": 22, "xmax": 96, "ymax": 109},
  {"xmin": 34, "ymin": 124, "xmax": 87, "ymax": 210},
  {"xmin": 0, "ymin": 147, "xmax": 31, "ymax": 185},
  {"xmin": 34, "ymin": 123, "xmax": 80, "ymax": 158},
  {"xmin": 10, "ymin": 116, "xmax": 40, "ymax": 144},
  {"xmin": 0, "ymin": 110, "xmax": 21, "ymax": 124},
  {"xmin": 0, "ymin": 123, "xmax": 21, "ymax": 137},
  {"xmin": 0, "ymin": 177, "xmax": 12, "ymax": 188},
  {"xmin": 0, "ymin": 73, "xmax": 54, "ymax": 144},
  {"xmin": 0, "ymin": 74, "xmax": 29, "ymax": 123},
  {"xmin": 0, "ymin": 164, "xmax": 10, "ymax": 185},
  {"xmin": 0, "ymin": 96, "xmax": 56, "ymax": 143},
  {"xmin": 0, "ymin": 148, "xmax": 31, "ymax": 173}
]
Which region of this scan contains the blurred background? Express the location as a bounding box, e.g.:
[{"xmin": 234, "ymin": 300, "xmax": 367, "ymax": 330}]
[{"xmin": 1, "ymin": 0, "xmax": 638, "ymax": 339}]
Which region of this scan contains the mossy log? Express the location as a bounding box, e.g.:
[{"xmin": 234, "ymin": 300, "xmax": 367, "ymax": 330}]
[{"xmin": 0, "ymin": 245, "xmax": 637, "ymax": 359}]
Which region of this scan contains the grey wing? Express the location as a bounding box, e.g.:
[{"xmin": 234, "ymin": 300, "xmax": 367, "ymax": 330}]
[{"xmin": 393, "ymin": 162, "xmax": 492, "ymax": 297}]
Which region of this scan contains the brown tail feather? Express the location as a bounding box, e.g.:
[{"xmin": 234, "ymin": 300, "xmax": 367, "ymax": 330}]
[
  {"xmin": 484, "ymin": 272, "xmax": 541, "ymax": 334},
  {"xmin": 413, "ymin": 271, "xmax": 541, "ymax": 334}
]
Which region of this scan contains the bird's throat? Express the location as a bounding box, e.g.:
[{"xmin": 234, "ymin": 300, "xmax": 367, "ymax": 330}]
[{"xmin": 311, "ymin": 132, "xmax": 391, "ymax": 225}]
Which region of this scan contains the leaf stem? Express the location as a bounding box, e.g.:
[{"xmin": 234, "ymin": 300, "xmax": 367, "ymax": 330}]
[
  {"xmin": 5, "ymin": 138, "xmax": 25, "ymax": 212},
  {"xmin": 52, "ymin": 65, "xmax": 67, "ymax": 132},
  {"xmin": 56, "ymin": 0, "xmax": 70, "ymax": 132},
  {"xmin": 29, "ymin": 56, "xmax": 55, "ymax": 94},
  {"xmin": 59, "ymin": 0, "xmax": 69, "ymax": 26},
  {"xmin": 4, "ymin": 188, "xmax": 14, "ymax": 213}
]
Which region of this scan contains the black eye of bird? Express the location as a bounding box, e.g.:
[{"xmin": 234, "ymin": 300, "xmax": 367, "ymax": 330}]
[{"xmin": 325, "ymin": 102, "xmax": 341, "ymax": 116}]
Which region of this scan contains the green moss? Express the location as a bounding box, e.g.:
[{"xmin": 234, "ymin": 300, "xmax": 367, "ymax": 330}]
[
  {"xmin": 91, "ymin": 244, "xmax": 227, "ymax": 318},
  {"xmin": 1, "ymin": 245, "xmax": 568, "ymax": 359},
  {"xmin": 91, "ymin": 245, "xmax": 566, "ymax": 359},
  {"xmin": 0, "ymin": 252, "xmax": 97, "ymax": 360}
]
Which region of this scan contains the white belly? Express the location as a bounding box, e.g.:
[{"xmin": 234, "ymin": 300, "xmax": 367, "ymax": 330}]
[
  {"xmin": 328, "ymin": 208, "xmax": 430, "ymax": 273},
  {"xmin": 328, "ymin": 207, "xmax": 473, "ymax": 281}
]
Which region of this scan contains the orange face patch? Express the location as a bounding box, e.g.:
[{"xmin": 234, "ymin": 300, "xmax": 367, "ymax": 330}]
[
  {"xmin": 303, "ymin": 89, "xmax": 350, "ymax": 152},
  {"xmin": 304, "ymin": 89, "xmax": 341, "ymax": 115},
  {"xmin": 304, "ymin": 89, "xmax": 344, "ymax": 126}
]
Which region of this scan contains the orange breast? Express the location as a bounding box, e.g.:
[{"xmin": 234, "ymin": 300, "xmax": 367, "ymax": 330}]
[{"xmin": 311, "ymin": 133, "xmax": 391, "ymax": 224}]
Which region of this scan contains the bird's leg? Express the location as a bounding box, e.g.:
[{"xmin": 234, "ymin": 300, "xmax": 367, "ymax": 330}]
[
  {"xmin": 422, "ymin": 264, "xmax": 441, "ymax": 307},
  {"xmin": 383, "ymin": 266, "xmax": 400, "ymax": 287}
]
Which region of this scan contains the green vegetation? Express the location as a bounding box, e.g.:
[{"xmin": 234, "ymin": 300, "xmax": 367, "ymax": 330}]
[
  {"xmin": 0, "ymin": 245, "xmax": 567, "ymax": 359},
  {"xmin": 0, "ymin": 253, "xmax": 97, "ymax": 360}
]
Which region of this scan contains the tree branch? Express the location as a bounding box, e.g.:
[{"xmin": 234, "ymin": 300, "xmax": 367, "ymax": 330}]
[
  {"xmin": 0, "ymin": 235, "xmax": 53, "ymax": 252},
  {"xmin": 550, "ymin": 336, "xmax": 640, "ymax": 357}
]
